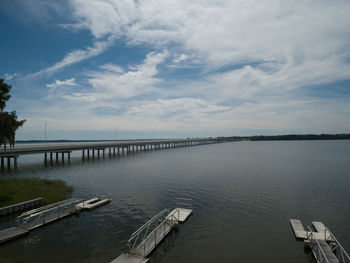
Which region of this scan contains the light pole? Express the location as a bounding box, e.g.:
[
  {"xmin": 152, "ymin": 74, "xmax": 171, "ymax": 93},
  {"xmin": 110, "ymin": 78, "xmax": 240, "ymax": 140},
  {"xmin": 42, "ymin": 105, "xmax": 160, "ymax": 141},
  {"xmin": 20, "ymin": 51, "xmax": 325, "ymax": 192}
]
[
  {"xmin": 44, "ymin": 122, "xmax": 48, "ymax": 144},
  {"xmin": 114, "ymin": 127, "xmax": 117, "ymax": 141}
]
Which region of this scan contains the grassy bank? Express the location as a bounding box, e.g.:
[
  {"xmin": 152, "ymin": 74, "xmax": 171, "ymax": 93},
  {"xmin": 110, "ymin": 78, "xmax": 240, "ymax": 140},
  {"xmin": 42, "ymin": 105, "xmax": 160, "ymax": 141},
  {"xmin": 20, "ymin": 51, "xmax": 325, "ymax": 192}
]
[{"xmin": 0, "ymin": 178, "xmax": 74, "ymax": 207}]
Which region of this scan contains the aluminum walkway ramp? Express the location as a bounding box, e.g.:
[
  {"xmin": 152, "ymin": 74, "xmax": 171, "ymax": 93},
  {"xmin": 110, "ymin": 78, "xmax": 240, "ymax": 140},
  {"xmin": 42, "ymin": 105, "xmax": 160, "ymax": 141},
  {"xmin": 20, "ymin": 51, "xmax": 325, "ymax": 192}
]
[
  {"xmin": 111, "ymin": 208, "xmax": 192, "ymax": 263},
  {"xmin": 0, "ymin": 197, "xmax": 111, "ymax": 244}
]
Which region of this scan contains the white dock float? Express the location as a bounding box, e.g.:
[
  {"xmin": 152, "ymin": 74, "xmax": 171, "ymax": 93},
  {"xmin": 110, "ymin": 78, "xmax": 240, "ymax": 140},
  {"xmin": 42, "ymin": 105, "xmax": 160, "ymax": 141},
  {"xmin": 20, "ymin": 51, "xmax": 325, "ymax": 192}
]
[
  {"xmin": 111, "ymin": 208, "xmax": 192, "ymax": 263},
  {"xmin": 312, "ymin": 221, "xmax": 331, "ymax": 239},
  {"xmin": 167, "ymin": 208, "xmax": 192, "ymax": 223},
  {"xmin": 290, "ymin": 219, "xmax": 307, "ymax": 239},
  {"xmin": 290, "ymin": 219, "xmax": 331, "ymax": 240},
  {"xmin": 76, "ymin": 197, "xmax": 111, "ymax": 210}
]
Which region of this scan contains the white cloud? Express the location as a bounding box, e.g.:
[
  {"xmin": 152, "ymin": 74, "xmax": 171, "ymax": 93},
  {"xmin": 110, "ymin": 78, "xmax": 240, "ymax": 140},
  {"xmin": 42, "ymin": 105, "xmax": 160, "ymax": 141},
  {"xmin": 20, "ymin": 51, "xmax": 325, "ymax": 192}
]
[
  {"xmin": 30, "ymin": 36, "xmax": 115, "ymax": 77},
  {"xmin": 4, "ymin": 73, "xmax": 19, "ymax": 81},
  {"xmin": 45, "ymin": 78, "xmax": 77, "ymax": 99},
  {"xmin": 88, "ymin": 51, "xmax": 168, "ymax": 98},
  {"xmin": 69, "ymin": 0, "xmax": 350, "ymax": 69},
  {"xmin": 173, "ymin": 54, "xmax": 188, "ymax": 63},
  {"xmin": 46, "ymin": 78, "xmax": 76, "ymax": 89}
]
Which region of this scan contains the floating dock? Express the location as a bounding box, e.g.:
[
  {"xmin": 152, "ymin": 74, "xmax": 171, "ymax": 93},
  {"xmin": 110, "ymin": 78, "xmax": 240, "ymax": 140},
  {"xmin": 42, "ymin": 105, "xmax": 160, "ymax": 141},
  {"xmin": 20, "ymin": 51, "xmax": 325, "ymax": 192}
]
[
  {"xmin": 76, "ymin": 197, "xmax": 111, "ymax": 210},
  {"xmin": 290, "ymin": 219, "xmax": 350, "ymax": 263},
  {"xmin": 290, "ymin": 219, "xmax": 331, "ymax": 240},
  {"xmin": 111, "ymin": 208, "xmax": 192, "ymax": 263},
  {"xmin": 0, "ymin": 197, "xmax": 111, "ymax": 244}
]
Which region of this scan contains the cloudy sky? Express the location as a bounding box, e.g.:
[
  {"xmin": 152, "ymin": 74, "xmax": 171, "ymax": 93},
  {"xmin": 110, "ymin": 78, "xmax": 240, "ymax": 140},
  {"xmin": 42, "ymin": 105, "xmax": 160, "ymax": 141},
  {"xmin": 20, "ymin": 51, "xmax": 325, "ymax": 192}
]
[{"xmin": 1, "ymin": 0, "xmax": 350, "ymax": 140}]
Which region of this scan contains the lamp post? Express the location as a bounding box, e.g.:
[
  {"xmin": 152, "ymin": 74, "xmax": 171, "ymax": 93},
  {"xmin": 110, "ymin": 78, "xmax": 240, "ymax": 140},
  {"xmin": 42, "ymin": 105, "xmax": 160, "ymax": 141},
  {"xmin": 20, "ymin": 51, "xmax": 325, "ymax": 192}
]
[
  {"xmin": 114, "ymin": 127, "xmax": 117, "ymax": 141},
  {"xmin": 44, "ymin": 122, "xmax": 48, "ymax": 144}
]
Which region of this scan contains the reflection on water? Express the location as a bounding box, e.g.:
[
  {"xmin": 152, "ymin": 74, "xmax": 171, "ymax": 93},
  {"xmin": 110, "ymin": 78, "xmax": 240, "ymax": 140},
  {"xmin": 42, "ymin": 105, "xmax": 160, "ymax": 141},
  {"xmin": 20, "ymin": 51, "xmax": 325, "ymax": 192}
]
[{"xmin": 0, "ymin": 140, "xmax": 350, "ymax": 263}]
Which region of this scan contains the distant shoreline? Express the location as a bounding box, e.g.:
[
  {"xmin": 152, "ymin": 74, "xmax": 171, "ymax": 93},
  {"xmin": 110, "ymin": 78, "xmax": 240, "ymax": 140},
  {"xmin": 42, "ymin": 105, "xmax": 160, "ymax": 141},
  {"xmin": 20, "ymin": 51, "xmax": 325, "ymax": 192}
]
[
  {"xmin": 15, "ymin": 133, "xmax": 350, "ymax": 143},
  {"xmin": 217, "ymin": 133, "xmax": 350, "ymax": 141}
]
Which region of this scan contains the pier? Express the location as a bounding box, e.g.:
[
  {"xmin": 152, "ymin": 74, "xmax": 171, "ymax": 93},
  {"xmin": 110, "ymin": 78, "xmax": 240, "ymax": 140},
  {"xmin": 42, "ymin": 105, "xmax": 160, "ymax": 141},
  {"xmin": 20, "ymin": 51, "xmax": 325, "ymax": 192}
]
[
  {"xmin": 0, "ymin": 138, "xmax": 219, "ymax": 169},
  {"xmin": 0, "ymin": 197, "xmax": 111, "ymax": 244},
  {"xmin": 290, "ymin": 219, "xmax": 350, "ymax": 263},
  {"xmin": 111, "ymin": 208, "xmax": 192, "ymax": 263}
]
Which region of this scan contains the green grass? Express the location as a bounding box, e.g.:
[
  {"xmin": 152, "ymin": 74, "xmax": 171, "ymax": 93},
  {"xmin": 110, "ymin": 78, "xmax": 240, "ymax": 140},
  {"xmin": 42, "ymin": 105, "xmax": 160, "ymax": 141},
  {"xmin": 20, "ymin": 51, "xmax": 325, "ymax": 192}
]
[{"xmin": 0, "ymin": 177, "xmax": 74, "ymax": 207}]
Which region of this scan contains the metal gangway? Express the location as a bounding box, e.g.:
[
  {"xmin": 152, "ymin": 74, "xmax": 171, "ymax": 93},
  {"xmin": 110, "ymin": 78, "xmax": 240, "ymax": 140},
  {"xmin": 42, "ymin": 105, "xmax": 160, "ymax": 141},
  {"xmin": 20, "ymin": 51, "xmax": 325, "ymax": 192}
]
[
  {"xmin": 306, "ymin": 225, "xmax": 350, "ymax": 263},
  {"xmin": 111, "ymin": 207, "xmax": 192, "ymax": 263},
  {"xmin": 128, "ymin": 209, "xmax": 179, "ymax": 257},
  {"xmin": 17, "ymin": 198, "xmax": 82, "ymax": 230}
]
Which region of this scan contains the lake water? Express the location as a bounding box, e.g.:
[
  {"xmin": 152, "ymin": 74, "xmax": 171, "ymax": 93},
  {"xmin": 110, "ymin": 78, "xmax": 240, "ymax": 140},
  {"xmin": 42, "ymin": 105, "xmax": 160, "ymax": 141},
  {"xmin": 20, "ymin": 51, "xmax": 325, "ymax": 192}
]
[{"xmin": 0, "ymin": 140, "xmax": 349, "ymax": 263}]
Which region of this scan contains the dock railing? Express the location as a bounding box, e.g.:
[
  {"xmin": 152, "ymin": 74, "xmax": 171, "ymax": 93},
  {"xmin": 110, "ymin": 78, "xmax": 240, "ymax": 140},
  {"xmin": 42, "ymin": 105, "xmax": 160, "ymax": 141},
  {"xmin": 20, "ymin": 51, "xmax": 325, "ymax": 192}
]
[
  {"xmin": 127, "ymin": 209, "xmax": 179, "ymax": 257},
  {"xmin": 306, "ymin": 226, "xmax": 330, "ymax": 263},
  {"xmin": 17, "ymin": 198, "xmax": 81, "ymax": 229},
  {"xmin": 325, "ymin": 227, "xmax": 350, "ymax": 263}
]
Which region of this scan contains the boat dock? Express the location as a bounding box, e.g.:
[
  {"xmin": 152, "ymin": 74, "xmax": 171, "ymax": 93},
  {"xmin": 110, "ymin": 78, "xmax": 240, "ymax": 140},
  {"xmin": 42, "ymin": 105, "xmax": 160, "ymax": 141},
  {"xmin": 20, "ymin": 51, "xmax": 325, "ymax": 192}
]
[
  {"xmin": 290, "ymin": 219, "xmax": 350, "ymax": 263},
  {"xmin": 111, "ymin": 208, "xmax": 192, "ymax": 263},
  {"xmin": 0, "ymin": 197, "xmax": 111, "ymax": 244},
  {"xmin": 76, "ymin": 197, "xmax": 111, "ymax": 210}
]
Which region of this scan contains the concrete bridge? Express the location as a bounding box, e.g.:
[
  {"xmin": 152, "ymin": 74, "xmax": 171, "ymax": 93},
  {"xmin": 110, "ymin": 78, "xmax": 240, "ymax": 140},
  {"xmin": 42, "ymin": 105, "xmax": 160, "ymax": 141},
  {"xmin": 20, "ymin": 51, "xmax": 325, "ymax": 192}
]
[{"xmin": 0, "ymin": 138, "xmax": 220, "ymax": 169}]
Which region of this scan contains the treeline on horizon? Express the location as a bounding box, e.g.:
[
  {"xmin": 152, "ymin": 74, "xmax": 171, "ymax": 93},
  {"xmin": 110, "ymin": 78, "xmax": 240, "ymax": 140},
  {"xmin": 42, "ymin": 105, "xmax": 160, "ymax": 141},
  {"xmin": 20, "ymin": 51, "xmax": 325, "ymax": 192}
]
[
  {"xmin": 15, "ymin": 133, "xmax": 350, "ymax": 143},
  {"xmin": 218, "ymin": 133, "xmax": 350, "ymax": 141}
]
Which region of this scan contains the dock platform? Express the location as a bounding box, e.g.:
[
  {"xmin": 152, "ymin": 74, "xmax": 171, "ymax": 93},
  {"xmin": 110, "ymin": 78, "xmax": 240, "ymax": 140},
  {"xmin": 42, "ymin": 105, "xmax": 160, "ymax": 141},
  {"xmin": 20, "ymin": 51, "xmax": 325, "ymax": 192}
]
[
  {"xmin": 0, "ymin": 197, "xmax": 110, "ymax": 244},
  {"xmin": 290, "ymin": 219, "xmax": 330, "ymax": 240},
  {"xmin": 0, "ymin": 227, "xmax": 29, "ymax": 244},
  {"xmin": 290, "ymin": 219, "xmax": 350, "ymax": 263},
  {"xmin": 76, "ymin": 197, "xmax": 111, "ymax": 210},
  {"xmin": 167, "ymin": 208, "xmax": 192, "ymax": 222}
]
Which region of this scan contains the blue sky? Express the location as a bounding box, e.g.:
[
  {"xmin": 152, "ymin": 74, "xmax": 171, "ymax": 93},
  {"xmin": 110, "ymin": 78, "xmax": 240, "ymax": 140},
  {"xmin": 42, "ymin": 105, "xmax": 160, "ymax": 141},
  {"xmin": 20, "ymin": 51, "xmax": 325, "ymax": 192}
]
[{"xmin": 1, "ymin": 0, "xmax": 350, "ymax": 140}]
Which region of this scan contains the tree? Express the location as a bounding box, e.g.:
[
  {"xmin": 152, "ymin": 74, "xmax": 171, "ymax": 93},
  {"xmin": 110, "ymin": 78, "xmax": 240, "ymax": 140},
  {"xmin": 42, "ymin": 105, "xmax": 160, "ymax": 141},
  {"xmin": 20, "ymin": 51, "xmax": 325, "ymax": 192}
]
[
  {"xmin": 0, "ymin": 78, "xmax": 12, "ymax": 112},
  {"xmin": 0, "ymin": 79, "xmax": 26, "ymax": 150}
]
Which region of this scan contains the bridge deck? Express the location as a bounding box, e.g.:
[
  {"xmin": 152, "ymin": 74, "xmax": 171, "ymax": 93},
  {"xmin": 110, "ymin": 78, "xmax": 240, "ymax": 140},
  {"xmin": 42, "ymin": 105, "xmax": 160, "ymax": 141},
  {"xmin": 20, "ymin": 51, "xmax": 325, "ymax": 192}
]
[{"xmin": 0, "ymin": 139, "xmax": 214, "ymax": 157}]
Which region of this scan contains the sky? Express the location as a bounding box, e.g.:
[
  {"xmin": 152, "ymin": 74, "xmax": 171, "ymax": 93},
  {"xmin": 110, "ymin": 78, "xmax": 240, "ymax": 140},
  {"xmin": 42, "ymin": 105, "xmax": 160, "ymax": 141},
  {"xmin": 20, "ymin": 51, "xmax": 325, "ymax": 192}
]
[{"xmin": 1, "ymin": 0, "xmax": 350, "ymax": 140}]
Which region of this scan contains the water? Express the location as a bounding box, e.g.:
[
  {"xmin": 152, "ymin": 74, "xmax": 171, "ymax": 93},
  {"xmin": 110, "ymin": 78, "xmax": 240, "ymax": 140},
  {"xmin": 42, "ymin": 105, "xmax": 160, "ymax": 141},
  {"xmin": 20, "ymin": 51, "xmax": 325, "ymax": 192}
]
[{"xmin": 0, "ymin": 140, "xmax": 349, "ymax": 263}]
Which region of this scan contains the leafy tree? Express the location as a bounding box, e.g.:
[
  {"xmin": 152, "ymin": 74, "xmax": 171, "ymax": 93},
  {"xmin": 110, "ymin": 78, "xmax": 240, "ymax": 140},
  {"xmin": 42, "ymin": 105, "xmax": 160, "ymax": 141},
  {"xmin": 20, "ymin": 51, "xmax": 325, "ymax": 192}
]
[
  {"xmin": 0, "ymin": 78, "xmax": 12, "ymax": 112},
  {"xmin": 0, "ymin": 79, "xmax": 26, "ymax": 150}
]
